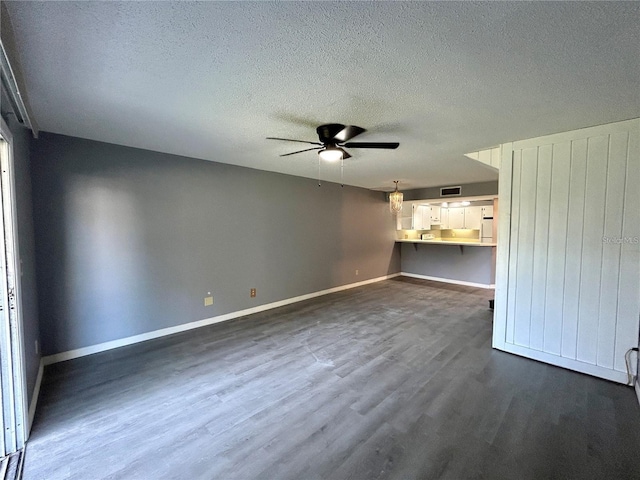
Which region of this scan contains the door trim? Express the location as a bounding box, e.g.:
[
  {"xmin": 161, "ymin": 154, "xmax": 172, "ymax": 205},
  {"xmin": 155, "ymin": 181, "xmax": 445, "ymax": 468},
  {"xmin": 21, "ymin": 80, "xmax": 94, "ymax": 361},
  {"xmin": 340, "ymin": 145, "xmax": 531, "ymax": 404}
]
[{"xmin": 0, "ymin": 115, "xmax": 28, "ymax": 454}]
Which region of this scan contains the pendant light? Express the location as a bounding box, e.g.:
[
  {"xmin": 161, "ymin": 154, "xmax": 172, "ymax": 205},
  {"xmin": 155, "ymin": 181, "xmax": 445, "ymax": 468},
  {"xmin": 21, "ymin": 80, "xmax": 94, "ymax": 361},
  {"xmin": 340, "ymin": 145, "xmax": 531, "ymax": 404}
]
[{"xmin": 389, "ymin": 181, "xmax": 403, "ymax": 214}]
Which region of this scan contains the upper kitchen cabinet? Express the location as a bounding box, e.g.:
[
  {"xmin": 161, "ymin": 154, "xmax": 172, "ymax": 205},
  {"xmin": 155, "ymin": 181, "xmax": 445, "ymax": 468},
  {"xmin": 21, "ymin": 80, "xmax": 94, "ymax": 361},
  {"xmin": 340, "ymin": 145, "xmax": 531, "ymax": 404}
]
[
  {"xmin": 447, "ymin": 206, "xmax": 482, "ymax": 229},
  {"xmin": 464, "ymin": 206, "xmax": 483, "ymax": 229},
  {"xmin": 429, "ymin": 206, "xmax": 442, "ymax": 224},
  {"xmin": 414, "ymin": 204, "xmax": 444, "ymax": 230},
  {"xmin": 448, "ymin": 207, "xmax": 465, "ymax": 229},
  {"xmin": 440, "ymin": 207, "xmax": 449, "ymax": 229},
  {"xmin": 412, "ymin": 204, "xmax": 431, "ymax": 230},
  {"xmin": 481, "ymin": 205, "xmax": 494, "ymax": 218},
  {"xmin": 397, "ymin": 202, "xmax": 413, "ymax": 230},
  {"xmin": 396, "ymin": 201, "xmax": 427, "ymax": 230},
  {"xmin": 395, "ymin": 195, "xmax": 497, "ymax": 232}
]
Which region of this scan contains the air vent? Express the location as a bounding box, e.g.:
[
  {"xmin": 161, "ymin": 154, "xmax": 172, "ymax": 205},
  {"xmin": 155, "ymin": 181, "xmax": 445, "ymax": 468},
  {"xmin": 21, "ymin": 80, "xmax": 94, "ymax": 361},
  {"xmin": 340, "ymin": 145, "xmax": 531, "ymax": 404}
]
[{"xmin": 440, "ymin": 186, "xmax": 462, "ymax": 197}]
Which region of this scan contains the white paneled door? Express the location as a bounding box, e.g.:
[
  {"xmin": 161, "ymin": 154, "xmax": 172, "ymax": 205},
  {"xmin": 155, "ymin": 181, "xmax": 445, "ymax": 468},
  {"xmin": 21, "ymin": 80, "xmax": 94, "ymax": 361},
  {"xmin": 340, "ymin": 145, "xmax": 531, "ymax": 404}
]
[{"xmin": 493, "ymin": 119, "xmax": 640, "ymax": 384}]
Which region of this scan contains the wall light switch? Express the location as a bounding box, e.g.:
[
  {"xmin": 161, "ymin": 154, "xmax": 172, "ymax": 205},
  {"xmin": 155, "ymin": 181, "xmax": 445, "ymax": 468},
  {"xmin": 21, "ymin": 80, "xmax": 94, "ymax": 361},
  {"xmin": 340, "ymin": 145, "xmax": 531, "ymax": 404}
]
[{"xmin": 204, "ymin": 296, "xmax": 214, "ymax": 306}]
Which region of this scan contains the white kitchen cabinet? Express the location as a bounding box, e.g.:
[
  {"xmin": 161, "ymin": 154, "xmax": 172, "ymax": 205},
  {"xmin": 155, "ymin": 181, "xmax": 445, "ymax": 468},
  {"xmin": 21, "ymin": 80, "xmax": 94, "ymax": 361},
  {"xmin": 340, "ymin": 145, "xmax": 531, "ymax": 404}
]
[
  {"xmin": 481, "ymin": 205, "xmax": 494, "ymax": 218},
  {"xmin": 448, "ymin": 207, "xmax": 465, "ymax": 229},
  {"xmin": 422, "ymin": 207, "xmax": 431, "ymax": 229},
  {"xmin": 440, "ymin": 207, "xmax": 449, "ymax": 228},
  {"xmin": 429, "ymin": 206, "xmax": 441, "ymax": 224},
  {"xmin": 397, "ymin": 201, "xmax": 413, "ymax": 230},
  {"xmin": 412, "ymin": 204, "xmax": 422, "ymax": 230},
  {"xmin": 464, "ymin": 206, "xmax": 483, "ymax": 229},
  {"xmin": 399, "ymin": 202, "xmax": 488, "ymax": 230},
  {"xmin": 413, "ymin": 204, "xmax": 431, "ymax": 230},
  {"xmin": 447, "ymin": 206, "xmax": 482, "ymax": 229}
]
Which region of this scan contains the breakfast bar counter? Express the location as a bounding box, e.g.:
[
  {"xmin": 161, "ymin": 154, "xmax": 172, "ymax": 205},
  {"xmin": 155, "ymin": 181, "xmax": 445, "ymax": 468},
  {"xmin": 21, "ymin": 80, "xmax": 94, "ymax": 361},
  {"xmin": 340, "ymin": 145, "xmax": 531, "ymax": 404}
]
[
  {"xmin": 396, "ymin": 239, "xmax": 497, "ymax": 247},
  {"xmin": 397, "ymin": 239, "xmax": 496, "ymax": 288}
]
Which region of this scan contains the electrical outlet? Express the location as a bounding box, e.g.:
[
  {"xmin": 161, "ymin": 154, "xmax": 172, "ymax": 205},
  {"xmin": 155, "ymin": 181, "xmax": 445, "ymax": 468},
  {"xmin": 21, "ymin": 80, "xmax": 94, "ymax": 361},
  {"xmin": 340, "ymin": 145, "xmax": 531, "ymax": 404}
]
[
  {"xmin": 204, "ymin": 296, "xmax": 214, "ymax": 306},
  {"xmin": 250, "ymin": 288, "xmax": 256, "ymax": 298},
  {"xmin": 355, "ymin": 269, "xmax": 359, "ymax": 275},
  {"xmin": 35, "ymin": 339, "xmax": 39, "ymax": 355}
]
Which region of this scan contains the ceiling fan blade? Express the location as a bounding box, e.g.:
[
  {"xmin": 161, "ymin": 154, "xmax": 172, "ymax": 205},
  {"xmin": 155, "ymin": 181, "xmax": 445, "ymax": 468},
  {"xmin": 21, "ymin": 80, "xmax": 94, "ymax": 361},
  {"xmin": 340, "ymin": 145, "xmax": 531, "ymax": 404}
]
[
  {"xmin": 333, "ymin": 125, "xmax": 366, "ymax": 142},
  {"xmin": 341, "ymin": 149, "xmax": 352, "ymax": 160},
  {"xmin": 267, "ymin": 137, "xmax": 322, "ymax": 145},
  {"xmin": 316, "ymin": 124, "xmax": 346, "ymax": 143},
  {"xmin": 343, "ymin": 142, "xmax": 399, "ymax": 149},
  {"xmin": 280, "ymin": 147, "xmax": 323, "ymax": 157}
]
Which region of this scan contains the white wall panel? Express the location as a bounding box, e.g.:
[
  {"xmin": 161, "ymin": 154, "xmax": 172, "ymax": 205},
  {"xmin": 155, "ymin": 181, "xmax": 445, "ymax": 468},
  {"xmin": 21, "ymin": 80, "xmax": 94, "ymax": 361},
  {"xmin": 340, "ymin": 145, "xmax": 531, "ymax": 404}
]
[
  {"xmin": 493, "ymin": 144, "xmax": 514, "ymax": 350},
  {"xmin": 529, "ymin": 145, "xmax": 552, "ymax": 352},
  {"xmin": 561, "ymin": 138, "xmax": 587, "ymax": 360},
  {"xmin": 614, "ymin": 126, "xmax": 640, "ymax": 373},
  {"xmin": 597, "ymin": 132, "xmax": 628, "ymax": 369},
  {"xmin": 576, "ymin": 135, "xmax": 609, "ymax": 365},
  {"xmin": 543, "ymin": 142, "xmax": 571, "ymax": 355},
  {"xmin": 505, "ymin": 150, "xmax": 522, "ymax": 345},
  {"xmin": 493, "ymin": 118, "xmax": 640, "ymax": 384},
  {"xmin": 513, "ymin": 148, "xmax": 538, "ymax": 347}
]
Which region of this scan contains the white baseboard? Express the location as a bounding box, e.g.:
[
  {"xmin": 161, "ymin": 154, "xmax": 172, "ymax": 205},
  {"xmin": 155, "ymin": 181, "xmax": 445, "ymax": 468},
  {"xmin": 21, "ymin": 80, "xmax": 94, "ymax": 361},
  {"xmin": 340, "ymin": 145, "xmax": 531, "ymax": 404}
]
[
  {"xmin": 43, "ymin": 273, "xmax": 401, "ymax": 366},
  {"xmin": 400, "ymin": 272, "xmax": 495, "ymax": 290},
  {"xmin": 497, "ymin": 343, "xmax": 629, "ymax": 385},
  {"xmin": 28, "ymin": 359, "xmax": 44, "ymax": 433}
]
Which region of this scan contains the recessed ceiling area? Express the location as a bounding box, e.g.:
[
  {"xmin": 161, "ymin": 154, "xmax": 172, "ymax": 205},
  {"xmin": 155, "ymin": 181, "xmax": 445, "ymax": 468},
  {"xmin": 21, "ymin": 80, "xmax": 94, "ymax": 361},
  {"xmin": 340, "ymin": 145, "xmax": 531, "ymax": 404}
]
[{"xmin": 4, "ymin": 1, "xmax": 639, "ymax": 190}]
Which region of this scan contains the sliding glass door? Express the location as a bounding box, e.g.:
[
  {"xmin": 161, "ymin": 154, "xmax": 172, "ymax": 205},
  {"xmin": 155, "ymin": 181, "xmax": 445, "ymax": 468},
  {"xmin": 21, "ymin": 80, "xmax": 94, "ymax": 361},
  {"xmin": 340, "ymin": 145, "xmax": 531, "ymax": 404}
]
[{"xmin": 0, "ymin": 119, "xmax": 27, "ymax": 457}]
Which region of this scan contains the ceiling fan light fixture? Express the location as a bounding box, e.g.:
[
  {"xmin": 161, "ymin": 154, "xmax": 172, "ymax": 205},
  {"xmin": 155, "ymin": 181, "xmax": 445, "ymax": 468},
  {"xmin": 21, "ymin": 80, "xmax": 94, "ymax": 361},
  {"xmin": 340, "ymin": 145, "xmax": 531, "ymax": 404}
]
[
  {"xmin": 389, "ymin": 181, "xmax": 403, "ymax": 214},
  {"xmin": 318, "ymin": 147, "xmax": 343, "ymax": 162}
]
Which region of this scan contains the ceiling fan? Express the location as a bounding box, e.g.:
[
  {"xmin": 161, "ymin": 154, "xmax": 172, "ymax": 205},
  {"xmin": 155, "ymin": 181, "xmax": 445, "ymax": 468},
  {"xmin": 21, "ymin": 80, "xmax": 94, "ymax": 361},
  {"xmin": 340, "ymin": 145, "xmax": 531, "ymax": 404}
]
[{"xmin": 267, "ymin": 123, "xmax": 399, "ymax": 161}]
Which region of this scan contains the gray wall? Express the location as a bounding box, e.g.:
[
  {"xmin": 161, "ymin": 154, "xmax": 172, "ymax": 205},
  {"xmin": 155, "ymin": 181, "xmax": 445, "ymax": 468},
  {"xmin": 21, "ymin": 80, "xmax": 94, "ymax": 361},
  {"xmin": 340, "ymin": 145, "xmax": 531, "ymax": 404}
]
[
  {"xmin": 1, "ymin": 105, "xmax": 41, "ymax": 401},
  {"xmin": 401, "ymin": 181, "xmax": 498, "ymax": 201},
  {"xmin": 30, "ymin": 132, "xmax": 400, "ymax": 355},
  {"xmin": 400, "ymin": 243, "xmax": 494, "ymax": 286}
]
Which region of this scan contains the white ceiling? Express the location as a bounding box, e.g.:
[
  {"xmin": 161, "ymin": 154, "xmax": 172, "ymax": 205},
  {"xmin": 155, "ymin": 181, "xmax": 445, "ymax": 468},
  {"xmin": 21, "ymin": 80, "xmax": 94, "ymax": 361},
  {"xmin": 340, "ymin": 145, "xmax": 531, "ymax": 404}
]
[{"xmin": 4, "ymin": 1, "xmax": 639, "ymax": 190}]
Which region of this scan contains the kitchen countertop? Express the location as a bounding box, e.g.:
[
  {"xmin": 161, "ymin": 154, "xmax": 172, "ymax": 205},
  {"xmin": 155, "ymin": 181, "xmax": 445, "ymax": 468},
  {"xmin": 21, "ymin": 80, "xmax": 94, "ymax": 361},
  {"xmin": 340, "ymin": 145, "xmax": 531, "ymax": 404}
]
[{"xmin": 396, "ymin": 238, "xmax": 497, "ymax": 247}]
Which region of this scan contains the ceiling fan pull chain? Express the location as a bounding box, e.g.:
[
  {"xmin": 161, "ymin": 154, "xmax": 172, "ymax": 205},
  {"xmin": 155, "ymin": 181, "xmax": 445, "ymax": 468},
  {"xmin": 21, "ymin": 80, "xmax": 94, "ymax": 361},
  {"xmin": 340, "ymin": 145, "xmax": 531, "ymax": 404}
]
[
  {"xmin": 341, "ymin": 158, "xmax": 344, "ymax": 187},
  {"xmin": 318, "ymin": 156, "xmax": 321, "ymax": 187}
]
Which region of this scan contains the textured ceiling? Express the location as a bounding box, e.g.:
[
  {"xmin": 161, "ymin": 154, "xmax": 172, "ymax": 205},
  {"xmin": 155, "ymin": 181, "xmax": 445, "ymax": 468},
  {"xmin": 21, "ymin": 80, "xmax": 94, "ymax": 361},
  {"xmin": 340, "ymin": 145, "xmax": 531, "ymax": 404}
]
[{"xmin": 4, "ymin": 1, "xmax": 640, "ymax": 190}]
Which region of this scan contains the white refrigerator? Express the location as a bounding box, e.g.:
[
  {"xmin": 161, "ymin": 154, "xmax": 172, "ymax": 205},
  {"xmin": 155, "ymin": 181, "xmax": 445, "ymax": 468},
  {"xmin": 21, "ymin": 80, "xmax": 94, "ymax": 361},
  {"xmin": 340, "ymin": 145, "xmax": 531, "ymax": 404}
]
[{"xmin": 481, "ymin": 218, "xmax": 493, "ymax": 243}]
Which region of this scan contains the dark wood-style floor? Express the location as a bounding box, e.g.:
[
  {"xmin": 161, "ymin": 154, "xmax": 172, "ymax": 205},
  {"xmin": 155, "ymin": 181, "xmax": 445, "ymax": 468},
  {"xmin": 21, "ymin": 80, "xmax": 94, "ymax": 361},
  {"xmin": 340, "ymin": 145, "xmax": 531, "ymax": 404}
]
[{"xmin": 24, "ymin": 278, "xmax": 640, "ymax": 479}]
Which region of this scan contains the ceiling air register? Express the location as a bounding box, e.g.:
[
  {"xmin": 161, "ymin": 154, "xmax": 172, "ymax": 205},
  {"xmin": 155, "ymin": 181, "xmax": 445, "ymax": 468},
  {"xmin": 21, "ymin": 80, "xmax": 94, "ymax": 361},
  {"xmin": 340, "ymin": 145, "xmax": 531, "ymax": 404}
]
[{"xmin": 440, "ymin": 186, "xmax": 462, "ymax": 197}]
